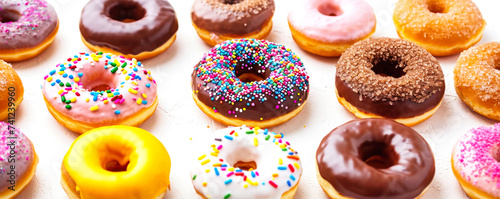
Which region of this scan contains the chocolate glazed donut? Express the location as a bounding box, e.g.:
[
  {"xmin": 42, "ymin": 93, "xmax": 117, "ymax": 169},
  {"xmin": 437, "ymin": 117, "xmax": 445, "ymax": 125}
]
[
  {"xmin": 80, "ymin": 0, "xmax": 178, "ymax": 58},
  {"xmin": 316, "ymin": 118, "xmax": 435, "ymax": 199}
]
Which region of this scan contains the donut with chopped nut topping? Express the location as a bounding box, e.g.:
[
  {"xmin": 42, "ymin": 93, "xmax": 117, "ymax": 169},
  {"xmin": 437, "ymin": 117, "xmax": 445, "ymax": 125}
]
[{"xmin": 335, "ymin": 37, "xmax": 445, "ymax": 126}]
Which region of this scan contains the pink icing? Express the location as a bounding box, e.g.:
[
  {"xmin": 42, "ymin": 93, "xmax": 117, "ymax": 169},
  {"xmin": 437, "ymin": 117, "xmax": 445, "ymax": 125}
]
[
  {"xmin": 41, "ymin": 52, "xmax": 158, "ymax": 123},
  {"xmin": 453, "ymin": 124, "xmax": 500, "ymax": 197},
  {"xmin": 288, "ymin": 0, "xmax": 376, "ymax": 43},
  {"xmin": 0, "ymin": 122, "xmax": 35, "ymax": 192}
]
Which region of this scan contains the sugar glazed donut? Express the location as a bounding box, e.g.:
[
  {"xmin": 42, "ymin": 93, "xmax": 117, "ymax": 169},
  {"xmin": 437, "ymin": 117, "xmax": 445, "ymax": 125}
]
[
  {"xmin": 0, "ymin": 122, "xmax": 38, "ymax": 198},
  {"xmin": 42, "ymin": 52, "xmax": 158, "ymax": 134},
  {"xmin": 80, "ymin": 0, "xmax": 178, "ymax": 60},
  {"xmin": 288, "ymin": 0, "xmax": 376, "ymax": 57},
  {"xmin": 336, "ymin": 37, "xmax": 445, "ymax": 126},
  {"xmin": 192, "ymin": 39, "xmax": 309, "ymax": 128},
  {"xmin": 0, "ymin": 60, "xmax": 23, "ymax": 121},
  {"xmin": 452, "ymin": 124, "xmax": 500, "ymax": 199},
  {"xmin": 61, "ymin": 126, "xmax": 171, "ymax": 199},
  {"xmin": 454, "ymin": 42, "xmax": 500, "ymax": 120},
  {"xmin": 191, "ymin": 0, "xmax": 275, "ymax": 46},
  {"xmin": 393, "ymin": 0, "xmax": 486, "ymax": 56},
  {"xmin": 316, "ymin": 118, "xmax": 435, "ymax": 199},
  {"xmin": 191, "ymin": 126, "xmax": 302, "ymax": 199},
  {"xmin": 0, "ymin": 0, "xmax": 59, "ymax": 62}
]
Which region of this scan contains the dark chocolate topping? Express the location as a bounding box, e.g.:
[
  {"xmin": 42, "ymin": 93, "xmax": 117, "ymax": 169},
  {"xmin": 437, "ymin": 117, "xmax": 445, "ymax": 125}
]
[
  {"xmin": 336, "ymin": 37, "xmax": 445, "ymax": 118},
  {"xmin": 316, "ymin": 118, "xmax": 435, "ymax": 199},
  {"xmin": 80, "ymin": 0, "xmax": 178, "ymax": 55},
  {"xmin": 0, "ymin": 0, "xmax": 58, "ymax": 50},
  {"xmin": 191, "ymin": 0, "xmax": 274, "ymax": 35}
]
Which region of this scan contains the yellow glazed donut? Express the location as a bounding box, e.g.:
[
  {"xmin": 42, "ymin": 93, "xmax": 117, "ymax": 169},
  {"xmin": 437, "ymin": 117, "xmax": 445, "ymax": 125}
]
[
  {"xmin": 0, "ymin": 60, "xmax": 23, "ymax": 121},
  {"xmin": 61, "ymin": 126, "xmax": 170, "ymax": 199}
]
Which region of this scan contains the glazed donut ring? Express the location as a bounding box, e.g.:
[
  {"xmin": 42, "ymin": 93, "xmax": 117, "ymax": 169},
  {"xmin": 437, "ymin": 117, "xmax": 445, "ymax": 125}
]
[
  {"xmin": 393, "ymin": 0, "xmax": 486, "ymax": 56},
  {"xmin": 454, "ymin": 42, "xmax": 500, "ymax": 120},
  {"xmin": 80, "ymin": 0, "xmax": 178, "ymax": 60},
  {"xmin": 0, "ymin": 60, "xmax": 23, "ymax": 121},
  {"xmin": 336, "ymin": 37, "xmax": 445, "ymax": 126},
  {"xmin": 191, "ymin": 126, "xmax": 302, "ymax": 199},
  {"xmin": 192, "ymin": 39, "xmax": 309, "ymax": 128},
  {"xmin": 0, "ymin": 0, "xmax": 59, "ymax": 62},
  {"xmin": 191, "ymin": 0, "xmax": 275, "ymax": 46},
  {"xmin": 61, "ymin": 126, "xmax": 170, "ymax": 199},
  {"xmin": 316, "ymin": 118, "xmax": 435, "ymax": 199}
]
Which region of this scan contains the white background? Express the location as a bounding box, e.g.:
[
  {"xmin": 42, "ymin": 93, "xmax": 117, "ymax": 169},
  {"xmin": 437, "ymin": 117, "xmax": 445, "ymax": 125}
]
[{"xmin": 8, "ymin": 0, "xmax": 500, "ymax": 198}]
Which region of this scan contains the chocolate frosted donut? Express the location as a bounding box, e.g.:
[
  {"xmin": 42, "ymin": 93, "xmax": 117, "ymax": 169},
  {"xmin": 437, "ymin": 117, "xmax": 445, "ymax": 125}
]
[
  {"xmin": 191, "ymin": 0, "xmax": 275, "ymax": 46},
  {"xmin": 316, "ymin": 118, "xmax": 435, "ymax": 199},
  {"xmin": 80, "ymin": 0, "xmax": 178, "ymax": 60},
  {"xmin": 336, "ymin": 37, "xmax": 445, "ymax": 126}
]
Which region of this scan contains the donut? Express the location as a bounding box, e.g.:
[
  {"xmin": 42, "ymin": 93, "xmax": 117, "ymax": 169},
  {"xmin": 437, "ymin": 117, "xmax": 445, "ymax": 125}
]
[
  {"xmin": 288, "ymin": 0, "xmax": 376, "ymax": 57},
  {"xmin": 0, "ymin": 60, "xmax": 23, "ymax": 121},
  {"xmin": 336, "ymin": 37, "xmax": 445, "ymax": 126},
  {"xmin": 191, "ymin": 39, "xmax": 309, "ymax": 128},
  {"xmin": 316, "ymin": 118, "xmax": 435, "ymax": 199},
  {"xmin": 191, "ymin": 0, "xmax": 274, "ymax": 46},
  {"xmin": 80, "ymin": 0, "xmax": 178, "ymax": 60},
  {"xmin": 0, "ymin": 122, "xmax": 38, "ymax": 198},
  {"xmin": 452, "ymin": 124, "xmax": 500, "ymax": 198},
  {"xmin": 61, "ymin": 126, "xmax": 170, "ymax": 199},
  {"xmin": 454, "ymin": 42, "xmax": 500, "ymax": 120},
  {"xmin": 0, "ymin": 0, "xmax": 59, "ymax": 62},
  {"xmin": 41, "ymin": 52, "xmax": 158, "ymax": 134},
  {"xmin": 191, "ymin": 126, "xmax": 302, "ymax": 199},
  {"xmin": 393, "ymin": 0, "xmax": 486, "ymax": 56}
]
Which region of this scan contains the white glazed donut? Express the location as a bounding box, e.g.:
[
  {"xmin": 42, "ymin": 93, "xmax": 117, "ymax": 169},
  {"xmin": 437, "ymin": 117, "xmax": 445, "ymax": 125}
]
[{"xmin": 191, "ymin": 126, "xmax": 302, "ymax": 199}]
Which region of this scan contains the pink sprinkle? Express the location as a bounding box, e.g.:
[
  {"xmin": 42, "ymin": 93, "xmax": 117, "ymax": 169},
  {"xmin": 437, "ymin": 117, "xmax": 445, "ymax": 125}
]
[{"xmin": 227, "ymin": 172, "xmax": 234, "ymax": 177}]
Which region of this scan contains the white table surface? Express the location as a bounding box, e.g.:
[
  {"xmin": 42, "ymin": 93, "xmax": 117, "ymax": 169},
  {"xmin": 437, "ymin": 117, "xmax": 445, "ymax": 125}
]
[{"xmin": 8, "ymin": 0, "xmax": 500, "ymax": 198}]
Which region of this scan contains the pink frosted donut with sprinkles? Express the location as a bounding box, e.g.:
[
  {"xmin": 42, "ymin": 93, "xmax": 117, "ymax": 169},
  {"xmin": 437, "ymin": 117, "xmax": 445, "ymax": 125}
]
[
  {"xmin": 191, "ymin": 126, "xmax": 302, "ymax": 199},
  {"xmin": 0, "ymin": 122, "xmax": 38, "ymax": 198},
  {"xmin": 41, "ymin": 52, "xmax": 158, "ymax": 134},
  {"xmin": 191, "ymin": 39, "xmax": 309, "ymax": 128},
  {"xmin": 0, "ymin": 0, "xmax": 59, "ymax": 62},
  {"xmin": 452, "ymin": 124, "xmax": 500, "ymax": 198}
]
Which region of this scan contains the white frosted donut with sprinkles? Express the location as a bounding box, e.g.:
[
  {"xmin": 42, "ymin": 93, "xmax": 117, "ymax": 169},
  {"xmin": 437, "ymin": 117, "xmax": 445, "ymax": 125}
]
[
  {"xmin": 452, "ymin": 124, "xmax": 500, "ymax": 198},
  {"xmin": 0, "ymin": 122, "xmax": 38, "ymax": 198},
  {"xmin": 191, "ymin": 126, "xmax": 302, "ymax": 199},
  {"xmin": 41, "ymin": 52, "xmax": 158, "ymax": 134}
]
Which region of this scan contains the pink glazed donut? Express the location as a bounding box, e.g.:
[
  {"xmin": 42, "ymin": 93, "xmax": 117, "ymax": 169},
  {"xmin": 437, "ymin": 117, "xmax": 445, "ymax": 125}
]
[
  {"xmin": 41, "ymin": 52, "xmax": 158, "ymax": 134},
  {"xmin": 288, "ymin": 0, "xmax": 376, "ymax": 57},
  {"xmin": 452, "ymin": 124, "xmax": 500, "ymax": 198}
]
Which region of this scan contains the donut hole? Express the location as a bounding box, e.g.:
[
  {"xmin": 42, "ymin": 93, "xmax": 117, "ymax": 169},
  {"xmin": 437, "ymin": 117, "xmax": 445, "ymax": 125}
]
[
  {"xmin": 233, "ymin": 161, "xmax": 257, "ymax": 171},
  {"xmin": 0, "ymin": 9, "xmax": 21, "ymax": 23},
  {"xmin": 493, "ymin": 56, "xmax": 500, "ymax": 70},
  {"xmin": 226, "ymin": 146, "xmax": 260, "ymax": 171},
  {"xmin": 318, "ymin": 3, "xmax": 343, "ymax": 17},
  {"xmin": 81, "ymin": 72, "xmax": 117, "ymax": 92},
  {"xmin": 105, "ymin": 160, "xmax": 130, "ymax": 172},
  {"xmin": 222, "ymin": 0, "xmax": 244, "ymax": 5},
  {"xmin": 107, "ymin": 1, "xmax": 146, "ymax": 23},
  {"xmin": 359, "ymin": 141, "xmax": 399, "ymax": 169},
  {"xmin": 371, "ymin": 60, "xmax": 406, "ymax": 78},
  {"xmin": 234, "ymin": 65, "xmax": 269, "ymax": 83},
  {"xmin": 427, "ymin": 1, "xmax": 447, "ymax": 14}
]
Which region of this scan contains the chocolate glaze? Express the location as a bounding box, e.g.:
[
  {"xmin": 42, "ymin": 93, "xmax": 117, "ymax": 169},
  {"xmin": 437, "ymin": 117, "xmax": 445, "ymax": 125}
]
[
  {"xmin": 191, "ymin": 0, "xmax": 274, "ymax": 35},
  {"xmin": 336, "ymin": 75, "xmax": 444, "ymax": 118},
  {"xmin": 80, "ymin": 0, "xmax": 178, "ymax": 55},
  {"xmin": 0, "ymin": 0, "xmax": 58, "ymax": 50},
  {"xmin": 316, "ymin": 119, "xmax": 435, "ymax": 199}
]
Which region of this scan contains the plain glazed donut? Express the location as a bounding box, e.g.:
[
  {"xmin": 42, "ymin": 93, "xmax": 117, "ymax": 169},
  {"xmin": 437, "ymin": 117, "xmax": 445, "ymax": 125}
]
[
  {"xmin": 191, "ymin": 0, "xmax": 275, "ymax": 46},
  {"xmin": 61, "ymin": 126, "xmax": 170, "ymax": 199},
  {"xmin": 191, "ymin": 126, "xmax": 302, "ymax": 199},
  {"xmin": 316, "ymin": 118, "xmax": 435, "ymax": 199},
  {"xmin": 336, "ymin": 37, "xmax": 445, "ymax": 126},
  {"xmin": 0, "ymin": 60, "xmax": 23, "ymax": 121},
  {"xmin": 454, "ymin": 42, "xmax": 500, "ymax": 121},
  {"xmin": 393, "ymin": 0, "xmax": 486, "ymax": 56},
  {"xmin": 452, "ymin": 124, "xmax": 500, "ymax": 199},
  {"xmin": 42, "ymin": 52, "xmax": 158, "ymax": 134},
  {"xmin": 0, "ymin": 0, "xmax": 59, "ymax": 62},
  {"xmin": 80, "ymin": 0, "xmax": 178, "ymax": 60},
  {"xmin": 0, "ymin": 122, "xmax": 38, "ymax": 198},
  {"xmin": 191, "ymin": 39, "xmax": 309, "ymax": 128},
  {"xmin": 288, "ymin": 0, "xmax": 376, "ymax": 57}
]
